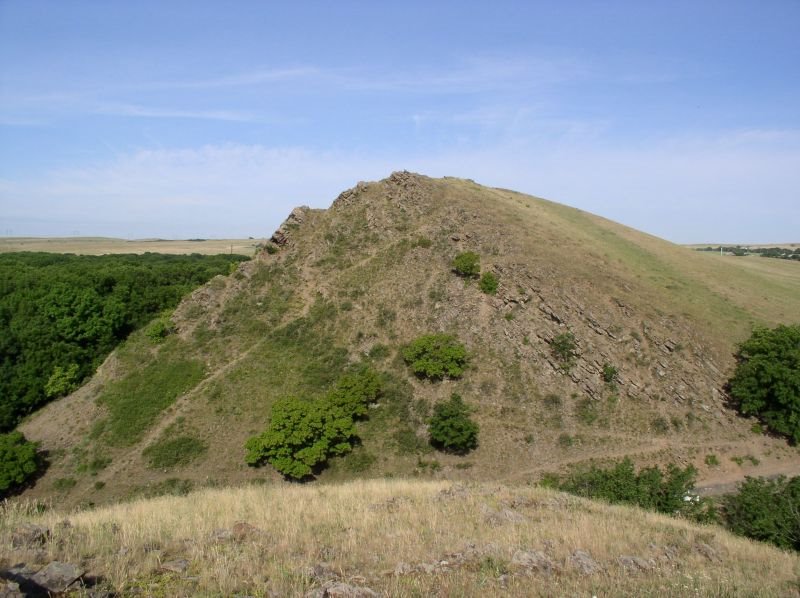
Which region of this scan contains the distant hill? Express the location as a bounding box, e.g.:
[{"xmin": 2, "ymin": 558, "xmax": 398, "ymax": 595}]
[{"xmin": 18, "ymin": 172, "xmax": 800, "ymax": 507}]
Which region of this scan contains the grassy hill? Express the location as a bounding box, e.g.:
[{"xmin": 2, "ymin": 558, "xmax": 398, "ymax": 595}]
[
  {"xmin": 3, "ymin": 479, "xmax": 799, "ymax": 596},
  {"xmin": 17, "ymin": 172, "xmax": 800, "ymax": 507}
]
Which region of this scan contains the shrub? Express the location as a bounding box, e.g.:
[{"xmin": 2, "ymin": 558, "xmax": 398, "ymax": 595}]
[
  {"xmin": 602, "ymin": 363, "xmax": 618, "ymax": 384},
  {"xmin": 0, "ymin": 432, "xmax": 40, "ymax": 497},
  {"xmin": 549, "ymin": 458, "xmax": 712, "ymax": 520},
  {"xmin": 429, "ymin": 393, "xmax": 479, "ymax": 453},
  {"xmin": 728, "ymin": 324, "xmax": 800, "ymax": 443},
  {"xmin": 44, "ymin": 363, "xmax": 81, "ymax": 398},
  {"xmin": 452, "ymin": 252, "xmax": 480, "ymax": 278},
  {"xmin": 551, "ymin": 332, "xmax": 577, "ymax": 369},
  {"xmin": 722, "ymin": 475, "xmax": 800, "ymax": 550},
  {"xmin": 245, "ymin": 368, "xmax": 382, "ymax": 479},
  {"xmin": 478, "ymin": 272, "xmax": 499, "ymax": 295},
  {"xmin": 402, "ymin": 334, "xmax": 468, "ymax": 380},
  {"xmin": 705, "ymin": 454, "xmax": 720, "ymax": 467},
  {"xmin": 145, "ymin": 312, "xmax": 176, "ymax": 343}
]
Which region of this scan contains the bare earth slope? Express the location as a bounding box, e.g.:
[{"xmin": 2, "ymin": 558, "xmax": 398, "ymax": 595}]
[{"xmin": 19, "ymin": 172, "xmax": 800, "ymax": 507}]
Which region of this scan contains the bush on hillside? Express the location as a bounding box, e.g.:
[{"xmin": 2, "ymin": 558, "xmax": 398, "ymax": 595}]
[
  {"xmin": 452, "ymin": 252, "xmax": 480, "ymax": 278},
  {"xmin": 478, "ymin": 271, "xmax": 499, "ymax": 295},
  {"xmin": 722, "ymin": 475, "xmax": 800, "ymax": 551},
  {"xmin": 545, "ymin": 458, "xmax": 716, "ymax": 522},
  {"xmin": 402, "ymin": 334, "xmax": 468, "ymax": 380},
  {"xmin": 245, "ymin": 368, "xmax": 382, "ymax": 479},
  {"xmin": 0, "ymin": 431, "xmax": 40, "ymax": 497},
  {"xmin": 429, "ymin": 393, "xmax": 479, "ymax": 453},
  {"xmin": 728, "ymin": 324, "xmax": 800, "ymax": 443},
  {"xmin": 551, "ymin": 332, "xmax": 577, "ymax": 370}
]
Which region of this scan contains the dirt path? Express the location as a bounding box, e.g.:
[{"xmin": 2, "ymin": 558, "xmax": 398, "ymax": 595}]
[{"xmin": 695, "ymin": 460, "xmax": 800, "ymax": 496}]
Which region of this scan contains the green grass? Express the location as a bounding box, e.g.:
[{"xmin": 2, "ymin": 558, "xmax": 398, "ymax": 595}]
[
  {"xmin": 143, "ymin": 435, "xmax": 208, "ymax": 469},
  {"xmin": 97, "ymin": 356, "xmax": 205, "ymax": 446}
]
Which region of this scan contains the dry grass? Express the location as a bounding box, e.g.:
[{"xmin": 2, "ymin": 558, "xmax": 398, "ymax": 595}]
[
  {"xmin": 2, "ymin": 480, "xmax": 798, "ymax": 596},
  {"xmin": 0, "ymin": 237, "xmax": 261, "ymax": 255}
]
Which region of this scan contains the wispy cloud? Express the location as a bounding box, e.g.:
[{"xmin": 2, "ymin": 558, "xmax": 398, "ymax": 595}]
[
  {"xmin": 94, "ymin": 103, "xmax": 259, "ymax": 122},
  {"xmin": 2, "ymin": 128, "xmax": 798, "ymax": 242}
]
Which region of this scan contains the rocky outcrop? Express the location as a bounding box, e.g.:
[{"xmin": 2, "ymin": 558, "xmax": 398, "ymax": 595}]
[{"xmin": 271, "ymin": 205, "xmax": 310, "ymax": 246}]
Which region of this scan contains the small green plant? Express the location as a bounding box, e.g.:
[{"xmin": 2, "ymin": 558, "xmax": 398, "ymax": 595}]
[
  {"xmin": 558, "ymin": 433, "xmax": 575, "ymax": 448},
  {"xmin": 428, "ymin": 393, "xmax": 479, "ymax": 454},
  {"xmin": 145, "ymin": 312, "xmax": 176, "ymax": 343},
  {"xmin": 452, "ymin": 251, "xmax": 480, "ymax": 278},
  {"xmin": 551, "ymin": 332, "xmax": 577, "ymax": 370},
  {"xmin": 53, "ymin": 477, "xmax": 77, "ymax": 492},
  {"xmin": 576, "ymin": 398, "xmax": 598, "ymax": 425},
  {"xmin": 344, "ymin": 449, "xmax": 376, "ymax": 473},
  {"xmin": 651, "ymin": 416, "xmax": 670, "ymax": 434},
  {"xmin": 602, "ymin": 363, "xmax": 618, "ymax": 384},
  {"xmin": 265, "ymin": 243, "xmax": 279, "ymax": 255},
  {"xmin": 504, "ymin": 312, "xmax": 515, "ymax": 321},
  {"xmin": 705, "ymin": 454, "xmax": 720, "ymax": 467},
  {"xmin": 543, "ymin": 394, "xmax": 562, "ymax": 409},
  {"xmin": 478, "ymin": 271, "xmax": 499, "ymax": 295},
  {"xmin": 402, "ymin": 334, "xmax": 468, "ymax": 380}
]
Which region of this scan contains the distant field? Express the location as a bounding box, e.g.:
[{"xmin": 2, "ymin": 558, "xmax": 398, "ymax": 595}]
[
  {"xmin": 0, "ymin": 236, "xmax": 263, "ymax": 255},
  {"xmin": 685, "ymin": 242, "xmax": 799, "ymax": 249}
]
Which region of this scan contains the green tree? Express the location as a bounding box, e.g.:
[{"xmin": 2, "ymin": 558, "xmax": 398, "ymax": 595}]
[
  {"xmin": 452, "ymin": 252, "xmax": 480, "ymax": 278},
  {"xmin": 0, "ymin": 431, "xmax": 40, "ymax": 497},
  {"xmin": 429, "ymin": 393, "xmax": 479, "ymax": 453},
  {"xmin": 729, "ymin": 324, "xmax": 800, "ymax": 443},
  {"xmin": 478, "ymin": 271, "xmax": 499, "ymax": 295},
  {"xmin": 245, "ymin": 368, "xmax": 382, "ymax": 479},
  {"xmin": 722, "ymin": 475, "xmax": 800, "ymax": 551},
  {"xmin": 402, "ymin": 334, "xmax": 468, "ymax": 380}
]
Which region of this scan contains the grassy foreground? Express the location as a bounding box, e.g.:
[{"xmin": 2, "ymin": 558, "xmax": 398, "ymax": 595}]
[{"xmin": 2, "ymin": 480, "xmax": 798, "ymax": 596}]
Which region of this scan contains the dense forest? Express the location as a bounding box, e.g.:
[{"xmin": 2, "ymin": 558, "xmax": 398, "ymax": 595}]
[{"xmin": 0, "ymin": 252, "xmax": 248, "ymax": 433}]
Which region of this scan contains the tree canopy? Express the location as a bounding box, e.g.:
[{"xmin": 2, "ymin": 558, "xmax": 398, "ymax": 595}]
[
  {"xmin": 0, "ymin": 252, "xmax": 247, "ymax": 432},
  {"xmin": 729, "ymin": 324, "xmax": 800, "ymax": 443}
]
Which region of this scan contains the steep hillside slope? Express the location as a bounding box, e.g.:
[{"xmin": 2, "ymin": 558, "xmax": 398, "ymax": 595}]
[
  {"xmin": 3, "ymin": 480, "xmax": 799, "ymax": 597},
  {"xmin": 19, "ymin": 172, "xmax": 800, "ymax": 506}
]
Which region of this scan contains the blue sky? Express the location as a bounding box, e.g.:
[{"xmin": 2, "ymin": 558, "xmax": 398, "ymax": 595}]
[{"xmin": 1, "ymin": 1, "xmax": 798, "ymax": 243}]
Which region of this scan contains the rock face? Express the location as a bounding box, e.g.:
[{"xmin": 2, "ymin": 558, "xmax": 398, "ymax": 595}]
[
  {"xmin": 271, "ymin": 206, "xmax": 310, "ymax": 246},
  {"xmin": 568, "ymin": 550, "xmax": 601, "ymax": 575},
  {"xmin": 0, "ymin": 580, "xmax": 24, "ymax": 598},
  {"xmin": 511, "ymin": 550, "xmax": 557, "ymax": 574},
  {"xmin": 31, "ymin": 561, "xmax": 84, "ymax": 593}
]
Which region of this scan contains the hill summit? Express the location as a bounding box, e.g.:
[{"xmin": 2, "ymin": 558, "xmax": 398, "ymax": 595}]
[{"xmin": 20, "ymin": 171, "xmax": 800, "ymax": 505}]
